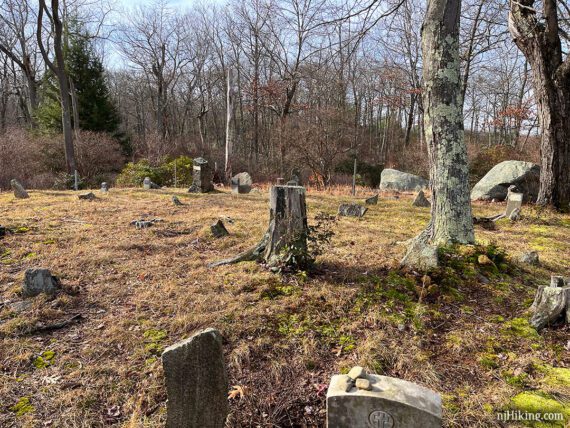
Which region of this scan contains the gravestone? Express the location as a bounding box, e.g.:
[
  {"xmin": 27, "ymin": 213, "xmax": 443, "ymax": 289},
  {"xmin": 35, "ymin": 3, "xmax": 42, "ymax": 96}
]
[
  {"xmin": 143, "ymin": 177, "xmax": 152, "ymax": 190},
  {"xmin": 11, "ymin": 179, "xmax": 30, "ymax": 199},
  {"xmin": 327, "ymin": 370, "xmax": 442, "ymax": 428},
  {"xmin": 366, "ymin": 194, "xmax": 379, "ymax": 205},
  {"xmin": 100, "ymin": 182, "xmax": 109, "ymax": 193},
  {"xmin": 290, "ymin": 168, "xmax": 302, "ymax": 186},
  {"xmin": 188, "ymin": 158, "xmax": 214, "ymax": 193},
  {"xmin": 505, "ymin": 191, "xmax": 523, "ymax": 218},
  {"xmin": 78, "ymin": 192, "xmax": 96, "ymax": 201},
  {"xmin": 231, "ymin": 172, "xmax": 253, "ymax": 194},
  {"xmin": 412, "ymin": 190, "xmax": 431, "ymax": 208},
  {"xmin": 338, "ymin": 204, "xmax": 368, "ymax": 218},
  {"xmin": 162, "ymin": 328, "xmax": 229, "ymax": 428},
  {"xmin": 529, "ymin": 275, "xmax": 570, "ymax": 330},
  {"xmin": 211, "ymin": 220, "xmax": 229, "ymax": 238},
  {"xmin": 23, "ymin": 268, "xmax": 60, "ymax": 297}
]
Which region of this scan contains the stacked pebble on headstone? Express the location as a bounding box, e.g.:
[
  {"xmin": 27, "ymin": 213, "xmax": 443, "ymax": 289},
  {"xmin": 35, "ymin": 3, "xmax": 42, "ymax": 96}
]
[
  {"xmin": 327, "ymin": 366, "xmax": 442, "ymax": 428},
  {"xmin": 188, "ymin": 157, "xmax": 214, "ymax": 193},
  {"xmin": 162, "ymin": 328, "xmax": 229, "ymax": 428}
]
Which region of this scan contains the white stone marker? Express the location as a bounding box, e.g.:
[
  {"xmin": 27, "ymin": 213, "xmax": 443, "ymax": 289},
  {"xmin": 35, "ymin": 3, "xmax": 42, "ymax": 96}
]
[
  {"xmin": 505, "ymin": 192, "xmax": 523, "ymax": 218},
  {"xmin": 327, "ymin": 373, "xmax": 442, "ymax": 428},
  {"xmin": 162, "ymin": 328, "xmax": 229, "ymax": 428}
]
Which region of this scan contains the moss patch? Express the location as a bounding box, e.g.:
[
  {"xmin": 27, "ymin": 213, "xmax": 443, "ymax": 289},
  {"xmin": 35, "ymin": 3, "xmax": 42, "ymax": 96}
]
[
  {"xmin": 510, "ymin": 392, "xmax": 569, "ymax": 427},
  {"xmin": 502, "ymin": 318, "xmax": 540, "ymax": 339},
  {"xmin": 33, "ymin": 350, "xmax": 56, "ymax": 369},
  {"xmin": 10, "ymin": 397, "xmax": 34, "ymax": 416}
]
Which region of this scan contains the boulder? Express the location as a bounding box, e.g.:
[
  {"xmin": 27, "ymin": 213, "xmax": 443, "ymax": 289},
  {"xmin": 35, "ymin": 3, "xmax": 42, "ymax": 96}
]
[
  {"xmin": 23, "ymin": 268, "xmax": 60, "ymax": 297},
  {"xmin": 379, "ymin": 169, "xmax": 428, "ymax": 192},
  {"xmin": 231, "ymin": 172, "xmax": 252, "ymax": 194},
  {"xmin": 471, "ymin": 161, "xmax": 540, "ymax": 202},
  {"xmin": 11, "ymin": 179, "xmax": 30, "ymax": 199}
]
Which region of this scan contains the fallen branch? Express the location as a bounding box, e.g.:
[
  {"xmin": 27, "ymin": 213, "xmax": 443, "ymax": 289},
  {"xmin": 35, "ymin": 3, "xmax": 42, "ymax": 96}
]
[{"xmin": 28, "ymin": 314, "xmax": 83, "ymax": 335}]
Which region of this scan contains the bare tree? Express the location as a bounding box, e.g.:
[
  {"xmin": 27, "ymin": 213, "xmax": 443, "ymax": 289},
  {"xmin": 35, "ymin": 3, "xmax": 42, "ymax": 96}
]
[{"xmin": 509, "ymin": 0, "xmax": 570, "ymax": 208}]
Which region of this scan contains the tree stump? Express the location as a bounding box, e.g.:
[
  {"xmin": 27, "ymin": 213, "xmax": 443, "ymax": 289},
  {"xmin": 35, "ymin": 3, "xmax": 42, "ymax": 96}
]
[
  {"xmin": 264, "ymin": 185, "xmax": 309, "ymax": 267},
  {"xmin": 209, "ymin": 185, "xmax": 309, "ymax": 269}
]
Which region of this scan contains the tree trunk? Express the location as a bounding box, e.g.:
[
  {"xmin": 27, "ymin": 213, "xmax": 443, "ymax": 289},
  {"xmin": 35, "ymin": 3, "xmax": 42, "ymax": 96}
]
[
  {"xmin": 509, "ymin": 0, "xmax": 570, "ymax": 209},
  {"xmin": 402, "ymin": 0, "xmax": 474, "ymax": 269},
  {"xmin": 225, "ymin": 68, "xmax": 236, "ymax": 182}
]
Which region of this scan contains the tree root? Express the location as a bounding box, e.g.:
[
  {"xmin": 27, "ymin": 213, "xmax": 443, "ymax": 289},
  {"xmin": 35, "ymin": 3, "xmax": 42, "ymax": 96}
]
[{"xmin": 208, "ymin": 234, "xmax": 269, "ymax": 268}]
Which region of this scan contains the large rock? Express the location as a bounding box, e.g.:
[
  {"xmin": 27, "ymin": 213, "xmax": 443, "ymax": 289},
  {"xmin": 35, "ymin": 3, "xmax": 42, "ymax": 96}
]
[
  {"xmin": 11, "ymin": 179, "xmax": 30, "ymax": 199},
  {"xmin": 23, "ymin": 268, "xmax": 60, "ymax": 297},
  {"xmin": 471, "ymin": 161, "xmax": 540, "ymax": 202},
  {"xmin": 379, "ymin": 169, "xmax": 428, "ymax": 192},
  {"xmin": 231, "ymin": 172, "xmax": 252, "ymax": 194},
  {"xmin": 327, "ymin": 373, "xmax": 442, "ymax": 428},
  {"xmin": 162, "ymin": 328, "xmax": 229, "ymax": 428},
  {"xmin": 529, "ymin": 286, "xmax": 570, "ymax": 331}
]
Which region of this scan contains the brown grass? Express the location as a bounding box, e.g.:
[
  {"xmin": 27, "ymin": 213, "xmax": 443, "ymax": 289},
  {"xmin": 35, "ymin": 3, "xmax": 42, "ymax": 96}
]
[{"xmin": 0, "ymin": 187, "xmax": 568, "ymax": 427}]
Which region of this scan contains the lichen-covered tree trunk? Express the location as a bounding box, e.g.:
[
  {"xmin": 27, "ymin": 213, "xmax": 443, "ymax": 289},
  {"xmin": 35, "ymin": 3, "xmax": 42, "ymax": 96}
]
[
  {"xmin": 402, "ymin": 0, "xmax": 474, "ymax": 269},
  {"xmin": 509, "ymin": 0, "xmax": 570, "ymax": 209}
]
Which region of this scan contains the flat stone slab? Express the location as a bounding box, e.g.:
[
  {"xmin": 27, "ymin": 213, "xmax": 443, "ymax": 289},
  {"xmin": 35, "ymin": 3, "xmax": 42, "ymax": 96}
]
[
  {"xmin": 338, "ymin": 204, "xmax": 368, "ymax": 218},
  {"xmin": 327, "ymin": 374, "xmax": 442, "ymax": 428},
  {"xmin": 162, "ymin": 328, "xmax": 229, "ymax": 428},
  {"xmin": 23, "ymin": 268, "xmax": 59, "ymax": 298}
]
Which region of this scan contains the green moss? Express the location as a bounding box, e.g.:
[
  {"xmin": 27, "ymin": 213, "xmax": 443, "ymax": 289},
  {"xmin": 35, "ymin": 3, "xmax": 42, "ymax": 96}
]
[
  {"xmin": 33, "ymin": 350, "xmax": 56, "ymax": 369},
  {"xmin": 502, "ymin": 318, "xmax": 540, "ymax": 339},
  {"xmin": 10, "ymin": 397, "xmax": 34, "ymax": 416},
  {"xmin": 143, "ymin": 329, "xmax": 168, "ymax": 356},
  {"xmin": 14, "ymin": 226, "xmax": 30, "ymax": 234},
  {"xmin": 502, "ymin": 370, "xmax": 529, "ymax": 388},
  {"xmin": 510, "ymin": 392, "xmax": 569, "ymax": 427},
  {"xmin": 478, "ymin": 352, "xmax": 500, "ymax": 369}
]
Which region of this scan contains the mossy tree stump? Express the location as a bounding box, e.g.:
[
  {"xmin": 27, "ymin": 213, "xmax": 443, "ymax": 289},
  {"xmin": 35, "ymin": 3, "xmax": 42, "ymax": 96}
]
[{"xmin": 210, "ymin": 185, "xmax": 310, "ymax": 269}]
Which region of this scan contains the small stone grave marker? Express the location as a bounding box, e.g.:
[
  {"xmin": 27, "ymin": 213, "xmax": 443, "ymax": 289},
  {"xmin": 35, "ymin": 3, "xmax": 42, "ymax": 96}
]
[
  {"xmin": 162, "ymin": 328, "xmax": 229, "ymax": 428},
  {"xmin": 412, "ymin": 190, "xmax": 431, "ymax": 208},
  {"xmin": 338, "ymin": 204, "xmax": 368, "ymax": 218},
  {"xmin": 11, "ymin": 179, "xmax": 29, "ymax": 199},
  {"xmin": 100, "ymin": 182, "xmax": 109, "ymax": 193},
  {"xmin": 211, "ymin": 219, "xmax": 229, "ymax": 238},
  {"xmin": 327, "ymin": 368, "xmax": 442, "ymax": 428},
  {"xmin": 23, "ymin": 268, "xmax": 60, "ymax": 298},
  {"xmin": 505, "ymin": 192, "xmax": 523, "ymax": 218},
  {"xmin": 365, "ymin": 194, "xmax": 379, "ymax": 205}
]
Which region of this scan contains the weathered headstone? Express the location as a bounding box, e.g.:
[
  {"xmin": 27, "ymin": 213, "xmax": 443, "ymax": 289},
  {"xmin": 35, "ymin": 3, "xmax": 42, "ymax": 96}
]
[
  {"xmin": 327, "ymin": 370, "xmax": 442, "ymax": 428},
  {"xmin": 162, "ymin": 328, "xmax": 229, "ymax": 428},
  {"xmin": 291, "ymin": 168, "xmax": 302, "ymax": 186},
  {"xmin": 23, "ymin": 268, "xmax": 60, "ymax": 298},
  {"xmin": 100, "ymin": 182, "xmax": 109, "ymax": 193},
  {"xmin": 505, "ymin": 191, "xmax": 523, "ymax": 219},
  {"xmin": 338, "ymin": 204, "xmax": 368, "ymax": 218},
  {"xmin": 143, "ymin": 177, "xmax": 152, "ymax": 190},
  {"xmin": 412, "ymin": 190, "xmax": 431, "ymax": 207},
  {"xmin": 188, "ymin": 158, "xmax": 214, "ymax": 193},
  {"xmin": 11, "ymin": 179, "xmax": 30, "ymax": 199},
  {"xmin": 78, "ymin": 192, "xmax": 96, "ymax": 201},
  {"xmin": 365, "ymin": 194, "xmax": 379, "ymax": 205},
  {"xmin": 211, "ymin": 220, "xmax": 229, "ymax": 238},
  {"xmin": 231, "ymin": 172, "xmax": 252, "ymax": 194}
]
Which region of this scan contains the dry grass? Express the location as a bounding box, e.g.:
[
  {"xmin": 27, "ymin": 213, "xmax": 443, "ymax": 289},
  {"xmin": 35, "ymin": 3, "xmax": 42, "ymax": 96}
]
[{"xmin": 0, "ymin": 187, "xmax": 569, "ymax": 427}]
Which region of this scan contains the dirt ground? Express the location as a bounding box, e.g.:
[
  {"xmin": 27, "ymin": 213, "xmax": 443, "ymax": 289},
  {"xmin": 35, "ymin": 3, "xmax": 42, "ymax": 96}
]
[{"xmin": 1, "ymin": 187, "xmax": 569, "ymax": 427}]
